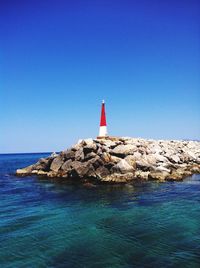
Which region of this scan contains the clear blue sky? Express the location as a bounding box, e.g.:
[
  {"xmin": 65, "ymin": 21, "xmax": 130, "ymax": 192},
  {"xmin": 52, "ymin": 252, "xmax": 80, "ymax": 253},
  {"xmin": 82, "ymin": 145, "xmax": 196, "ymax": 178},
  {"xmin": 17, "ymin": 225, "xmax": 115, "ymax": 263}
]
[{"xmin": 1, "ymin": 0, "xmax": 200, "ymax": 153}]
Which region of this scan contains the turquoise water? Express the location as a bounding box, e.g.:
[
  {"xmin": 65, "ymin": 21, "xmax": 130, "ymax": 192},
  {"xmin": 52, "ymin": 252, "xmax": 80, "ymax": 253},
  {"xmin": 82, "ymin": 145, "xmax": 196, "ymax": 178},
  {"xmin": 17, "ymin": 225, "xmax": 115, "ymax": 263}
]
[{"xmin": 0, "ymin": 154, "xmax": 200, "ymax": 267}]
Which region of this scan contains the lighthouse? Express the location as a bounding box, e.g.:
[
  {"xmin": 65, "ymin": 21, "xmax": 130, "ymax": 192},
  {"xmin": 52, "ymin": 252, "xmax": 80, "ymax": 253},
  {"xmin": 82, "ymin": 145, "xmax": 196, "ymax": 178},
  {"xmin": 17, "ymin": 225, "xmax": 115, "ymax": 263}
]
[{"xmin": 98, "ymin": 100, "xmax": 108, "ymax": 137}]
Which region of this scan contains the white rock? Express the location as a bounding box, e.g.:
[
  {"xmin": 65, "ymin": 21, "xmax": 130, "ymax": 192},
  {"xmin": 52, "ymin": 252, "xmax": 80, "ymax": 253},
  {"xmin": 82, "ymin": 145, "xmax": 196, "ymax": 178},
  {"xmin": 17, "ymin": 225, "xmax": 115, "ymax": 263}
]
[
  {"xmin": 111, "ymin": 144, "xmax": 137, "ymax": 155},
  {"xmin": 170, "ymin": 154, "xmax": 180, "ymax": 163},
  {"xmin": 152, "ymin": 165, "xmax": 171, "ymax": 173},
  {"xmin": 133, "ymin": 151, "xmax": 142, "ymax": 159},
  {"xmin": 154, "ymin": 153, "xmax": 168, "ymax": 163},
  {"xmin": 187, "ymin": 151, "xmax": 196, "ymax": 160},
  {"xmin": 50, "ymin": 152, "xmax": 58, "ymax": 157},
  {"xmin": 112, "ymin": 159, "xmax": 134, "ymax": 174}
]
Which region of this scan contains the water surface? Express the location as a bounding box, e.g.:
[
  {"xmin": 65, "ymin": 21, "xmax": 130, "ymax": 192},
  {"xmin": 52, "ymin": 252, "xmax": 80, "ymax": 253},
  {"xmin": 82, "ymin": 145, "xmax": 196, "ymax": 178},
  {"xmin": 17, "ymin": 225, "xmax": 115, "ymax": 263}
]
[{"xmin": 0, "ymin": 153, "xmax": 200, "ymax": 267}]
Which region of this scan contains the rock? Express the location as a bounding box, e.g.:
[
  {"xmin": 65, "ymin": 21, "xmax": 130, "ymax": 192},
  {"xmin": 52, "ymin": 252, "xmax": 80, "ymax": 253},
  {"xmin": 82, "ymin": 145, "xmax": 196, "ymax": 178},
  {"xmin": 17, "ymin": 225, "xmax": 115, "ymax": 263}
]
[
  {"xmin": 167, "ymin": 154, "xmax": 180, "ymax": 163},
  {"xmin": 16, "ymin": 137, "xmax": 200, "ymax": 184},
  {"xmin": 132, "ymin": 151, "xmax": 142, "ymax": 159},
  {"xmin": 95, "ymin": 139, "xmax": 117, "ymax": 148},
  {"xmin": 50, "ymin": 152, "xmax": 58, "ymax": 157},
  {"xmin": 154, "ymin": 153, "xmax": 168, "ymax": 163},
  {"xmin": 34, "ymin": 157, "xmax": 52, "ymax": 171},
  {"xmin": 145, "ymin": 154, "xmax": 157, "ymax": 166},
  {"xmin": 95, "ymin": 166, "xmax": 110, "ymax": 178},
  {"xmin": 37, "ymin": 170, "xmax": 48, "ymax": 176},
  {"xmin": 70, "ymin": 161, "xmax": 95, "ymax": 178},
  {"xmin": 112, "ymin": 159, "xmax": 135, "ymax": 174},
  {"xmin": 148, "ymin": 144, "xmax": 163, "ymax": 154},
  {"xmin": 187, "ymin": 141, "xmax": 196, "ymax": 149},
  {"xmin": 83, "ymin": 139, "xmax": 97, "ymax": 154},
  {"xmin": 135, "ymin": 170, "xmax": 150, "ymax": 180},
  {"xmin": 136, "ymin": 159, "xmax": 151, "ymax": 171},
  {"xmin": 110, "ymin": 144, "xmax": 137, "ymax": 157},
  {"xmin": 50, "ymin": 156, "xmax": 64, "ymax": 172},
  {"xmin": 86, "ymin": 155, "xmax": 103, "ymax": 170},
  {"xmin": 166, "ymin": 171, "xmax": 184, "ymax": 181},
  {"xmin": 124, "ymin": 155, "xmax": 136, "ymax": 167},
  {"xmin": 16, "ymin": 165, "xmax": 34, "ymax": 175},
  {"xmin": 187, "ymin": 151, "xmax": 197, "ymax": 161},
  {"xmin": 71, "ymin": 141, "xmax": 83, "ymax": 151},
  {"xmin": 75, "ymin": 148, "xmax": 84, "ymax": 161},
  {"xmin": 111, "ymin": 144, "xmax": 137, "ymax": 157},
  {"xmin": 102, "ymin": 172, "xmax": 134, "ymax": 183},
  {"xmin": 31, "ymin": 170, "xmax": 39, "ymax": 174},
  {"xmin": 148, "ymin": 171, "xmax": 170, "ymax": 181},
  {"xmin": 151, "ymin": 165, "xmax": 171, "ymax": 173},
  {"xmin": 84, "ymin": 152, "xmax": 97, "ymax": 161},
  {"xmin": 110, "ymin": 155, "xmax": 122, "ymax": 164},
  {"xmin": 62, "ymin": 149, "xmax": 75, "ymax": 160},
  {"xmin": 101, "ymin": 152, "xmax": 111, "ymax": 163},
  {"xmin": 190, "ymin": 165, "xmax": 200, "ymax": 173},
  {"xmin": 167, "ymin": 167, "xmax": 192, "ymax": 181},
  {"xmin": 61, "ymin": 159, "xmax": 72, "ymax": 171},
  {"xmin": 47, "ymin": 171, "xmax": 58, "ymax": 178}
]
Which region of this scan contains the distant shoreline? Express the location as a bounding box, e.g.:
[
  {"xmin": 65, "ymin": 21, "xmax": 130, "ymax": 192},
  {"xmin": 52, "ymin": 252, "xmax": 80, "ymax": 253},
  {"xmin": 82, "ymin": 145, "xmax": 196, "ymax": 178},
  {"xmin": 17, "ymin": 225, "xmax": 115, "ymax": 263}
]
[{"xmin": 0, "ymin": 152, "xmax": 52, "ymax": 156}]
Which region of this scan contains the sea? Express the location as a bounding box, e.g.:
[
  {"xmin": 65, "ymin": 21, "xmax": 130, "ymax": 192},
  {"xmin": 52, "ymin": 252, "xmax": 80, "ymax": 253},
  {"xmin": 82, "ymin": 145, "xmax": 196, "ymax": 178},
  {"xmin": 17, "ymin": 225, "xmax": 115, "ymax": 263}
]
[{"xmin": 0, "ymin": 153, "xmax": 200, "ymax": 267}]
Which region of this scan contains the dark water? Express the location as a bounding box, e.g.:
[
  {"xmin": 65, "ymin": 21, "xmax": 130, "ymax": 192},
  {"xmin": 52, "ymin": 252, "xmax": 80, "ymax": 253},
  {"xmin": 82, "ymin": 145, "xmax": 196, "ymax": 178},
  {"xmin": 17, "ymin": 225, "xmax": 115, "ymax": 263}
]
[{"xmin": 0, "ymin": 154, "xmax": 200, "ymax": 267}]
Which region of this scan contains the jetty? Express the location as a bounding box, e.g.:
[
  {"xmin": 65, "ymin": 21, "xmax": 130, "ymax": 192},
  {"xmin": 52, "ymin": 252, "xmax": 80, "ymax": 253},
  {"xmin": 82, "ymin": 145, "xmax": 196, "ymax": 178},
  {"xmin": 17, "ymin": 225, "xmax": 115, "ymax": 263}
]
[{"xmin": 16, "ymin": 137, "xmax": 200, "ymax": 183}]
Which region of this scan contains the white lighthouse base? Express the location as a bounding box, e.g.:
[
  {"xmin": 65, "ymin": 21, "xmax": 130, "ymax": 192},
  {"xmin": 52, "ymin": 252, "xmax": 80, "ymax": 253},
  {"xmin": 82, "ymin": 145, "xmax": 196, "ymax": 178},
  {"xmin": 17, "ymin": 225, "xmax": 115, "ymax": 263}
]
[{"xmin": 99, "ymin": 126, "xmax": 108, "ymax": 137}]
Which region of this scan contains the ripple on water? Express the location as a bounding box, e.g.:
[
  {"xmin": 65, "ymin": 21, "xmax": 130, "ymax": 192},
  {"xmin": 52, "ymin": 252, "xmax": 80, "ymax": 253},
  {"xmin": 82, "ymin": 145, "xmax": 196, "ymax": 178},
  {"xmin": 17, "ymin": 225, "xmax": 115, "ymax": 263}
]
[{"xmin": 0, "ymin": 154, "xmax": 200, "ymax": 267}]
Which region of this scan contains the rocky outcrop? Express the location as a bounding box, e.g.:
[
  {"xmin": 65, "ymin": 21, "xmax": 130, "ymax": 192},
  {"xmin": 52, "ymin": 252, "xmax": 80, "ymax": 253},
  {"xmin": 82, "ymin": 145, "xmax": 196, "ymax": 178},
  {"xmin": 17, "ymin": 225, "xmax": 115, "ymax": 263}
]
[{"xmin": 16, "ymin": 137, "xmax": 200, "ymax": 183}]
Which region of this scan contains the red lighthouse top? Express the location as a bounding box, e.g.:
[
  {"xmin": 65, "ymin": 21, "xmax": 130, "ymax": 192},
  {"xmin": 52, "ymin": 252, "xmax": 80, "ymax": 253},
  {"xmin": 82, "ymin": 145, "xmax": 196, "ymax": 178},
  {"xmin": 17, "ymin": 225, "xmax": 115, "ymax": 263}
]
[{"xmin": 100, "ymin": 100, "xmax": 107, "ymax": 126}]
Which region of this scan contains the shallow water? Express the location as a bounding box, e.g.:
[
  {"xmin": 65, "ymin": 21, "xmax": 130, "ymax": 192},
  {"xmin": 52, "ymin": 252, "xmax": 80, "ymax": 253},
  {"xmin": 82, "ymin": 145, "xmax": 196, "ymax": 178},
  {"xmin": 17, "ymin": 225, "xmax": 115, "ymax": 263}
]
[{"xmin": 0, "ymin": 153, "xmax": 200, "ymax": 267}]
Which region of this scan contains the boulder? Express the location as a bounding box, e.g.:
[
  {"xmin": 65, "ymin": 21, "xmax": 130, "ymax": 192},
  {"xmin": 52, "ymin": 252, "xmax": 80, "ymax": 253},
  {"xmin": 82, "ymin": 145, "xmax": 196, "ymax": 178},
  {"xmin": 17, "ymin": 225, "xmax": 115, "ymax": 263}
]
[
  {"xmin": 34, "ymin": 157, "xmax": 52, "ymax": 171},
  {"xmin": 95, "ymin": 166, "xmax": 110, "ymax": 179},
  {"xmin": 62, "ymin": 149, "xmax": 75, "ymax": 160},
  {"xmin": 136, "ymin": 159, "xmax": 151, "ymax": 171},
  {"xmin": 50, "ymin": 156, "xmax": 64, "ymax": 172},
  {"xmin": 83, "ymin": 139, "xmax": 97, "ymax": 153},
  {"xmin": 132, "ymin": 151, "xmax": 142, "ymax": 159},
  {"xmin": 167, "ymin": 154, "xmax": 180, "ymax": 163},
  {"xmin": 37, "ymin": 170, "xmax": 48, "ymax": 176},
  {"xmin": 16, "ymin": 164, "xmax": 34, "ymax": 175},
  {"xmin": 84, "ymin": 152, "xmax": 97, "ymax": 161},
  {"xmin": 145, "ymin": 154, "xmax": 157, "ymax": 166},
  {"xmin": 75, "ymin": 148, "xmax": 84, "ymax": 161},
  {"xmin": 135, "ymin": 170, "xmax": 150, "ymax": 180},
  {"xmin": 154, "ymin": 153, "xmax": 168, "ymax": 163},
  {"xmin": 149, "ymin": 144, "xmax": 162, "ymax": 154},
  {"xmin": 50, "ymin": 152, "xmax": 58, "ymax": 157},
  {"xmin": 111, "ymin": 144, "xmax": 137, "ymax": 157},
  {"xmin": 124, "ymin": 155, "xmax": 136, "ymax": 168},
  {"xmin": 187, "ymin": 151, "xmax": 197, "ymax": 161},
  {"xmin": 110, "ymin": 155, "xmax": 122, "ymax": 164},
  {"xmin": 71, "ymin": 141, "xmax": 83, "ymax": 151},
  {"xmin": 151, "ymin": 165, "xmax": 171, "ymax": 173},
  {"xmin": 190, "ymin": 165, "xmax": 200, "ymax": 173},
  {"xmin": 101, "ymin": 152, "xmax": 111, "ymax": 163},
  {"xmin": 102, "ymin": 172, "xmax": 134, "ymax": 183},
  {"xmin": 112, "ymin": 159, "xmax": 135, "ymax": 174},
  {"xmin": 94, "ymin": 139, "xmax": 117, "ymax": 148},
  {"xmin": 148, "ymin": 171, "xmax": 170, "ymax": 181},
  {"xmin": 70, "ymin": 161, "xmax": 95, "ymax": 178},
  {"xmin": 47, "ymin": 171, "xmax": 58, "ymax": 178},
  {"xmin": 61, "ymin": 159, "xmax": 72, "ymax": 172},
  {"xmin": 88, "ymin": 155, "xmax": 104, "ymax": 170}
]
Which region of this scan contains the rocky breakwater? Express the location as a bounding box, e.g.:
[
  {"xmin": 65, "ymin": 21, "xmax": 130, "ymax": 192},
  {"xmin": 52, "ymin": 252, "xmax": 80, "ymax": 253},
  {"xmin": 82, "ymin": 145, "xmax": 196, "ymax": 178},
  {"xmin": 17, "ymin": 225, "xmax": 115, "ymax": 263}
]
[{"xmin": 16, "ymin": 137, "xmax": 200, "ymax": 183}]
